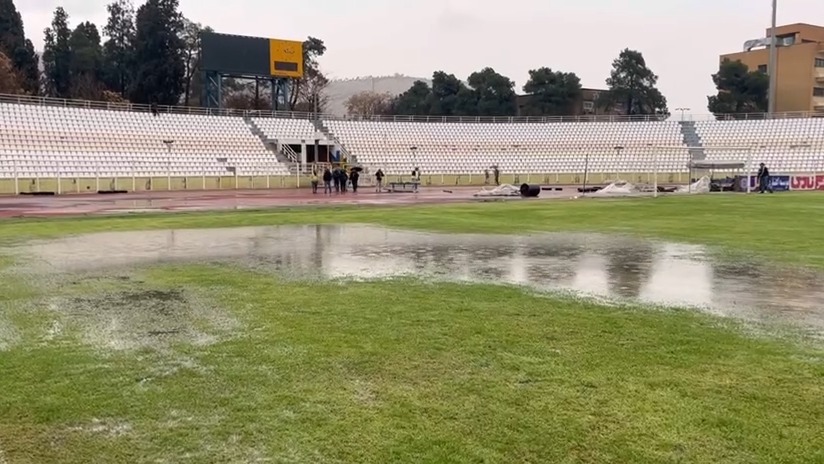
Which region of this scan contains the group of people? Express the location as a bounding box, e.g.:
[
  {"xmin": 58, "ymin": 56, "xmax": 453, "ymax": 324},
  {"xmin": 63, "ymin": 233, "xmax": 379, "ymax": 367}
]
[
  {"xmin": 484, "ymin": 166, "xmax": 501, "ymax": 186},
  {"xmin": 310, "ymin": 165, "xmax": 386, "ymax": 194}
]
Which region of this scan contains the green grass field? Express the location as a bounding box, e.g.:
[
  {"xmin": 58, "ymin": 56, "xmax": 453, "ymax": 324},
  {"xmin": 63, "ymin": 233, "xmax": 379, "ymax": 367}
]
[{"xmin": 1, "ymin": 194, "xmax": 823, "ymax": 463}]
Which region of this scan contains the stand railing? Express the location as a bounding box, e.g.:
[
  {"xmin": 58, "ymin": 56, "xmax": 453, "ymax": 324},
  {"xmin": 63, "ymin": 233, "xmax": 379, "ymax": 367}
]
[{"xmin": 2, "ymin": 92, "xmax": 822, "ymax": 124}]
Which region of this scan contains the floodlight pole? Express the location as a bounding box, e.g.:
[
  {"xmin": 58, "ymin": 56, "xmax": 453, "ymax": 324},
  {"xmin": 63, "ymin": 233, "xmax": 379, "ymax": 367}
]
[
  {"xmin": 410, "ymin": 146, "xmax": 418, "ymax": 181},
  {"xmin": 163, "ymin": 140, "xmax": 175, "ymax": 190},
  {"xmin": 648, "ymin": 144, "xmax": 658, "ymax": 198},
  {"xmin": 767, "ymin": 0, "xmax": 778, "ymax": 115},
  {"xmin": 675, "ymin": 108, "xmax": 690, "ymax": 121},
  {"xmin": 582, "ymin": 152, "xmax": 590, "ymax": 195}
]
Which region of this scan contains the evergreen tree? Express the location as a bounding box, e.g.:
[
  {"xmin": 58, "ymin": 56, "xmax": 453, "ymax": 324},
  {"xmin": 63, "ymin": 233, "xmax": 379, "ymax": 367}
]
[
  {"xmin": 42, "ymin": 7, "xmax": 73, "ymax": 98},
  {"xmin": 426, "ymin": 71, "xmax": 472, "ymax": 116},
  {"xmin": 522, "ymin": 67, "xmax": 583, "ymax": 116},
  {"xmin": 130, "ymin": 0, "xmax": 184, "ymax": 105},
  {"xmin": 0, "ymin": 0, "xmax": 41, "ymax": 93},
  {"xmin": 69, "ymin": 22, "xmax": 104, "ymax": 99},
  {"xmin": 707, "ymin": 59, "xmax": 769, "ymax": 117},
  {"xmin": 102, "ymin": 0, "xmax": 136, "ymax": 98},
  {"xmin": 466, "ymin": 67, "xmax": 517, "ymax": 116},
  {"xmin": 389, "ymin": 81, "xmax": 432, "ymax": 115},
  {"xmin": 601, "ymin": 49, "xmax": 668, "ymax": 116},
  {"xmin": 0, "ymin": 50, "xmax": 24, "ymax": 93}
]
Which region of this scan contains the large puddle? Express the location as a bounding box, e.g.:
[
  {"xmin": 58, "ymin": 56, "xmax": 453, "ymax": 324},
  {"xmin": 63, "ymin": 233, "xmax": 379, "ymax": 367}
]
[{"xmin": 10, "ymin": 225, "xmax": 824, "ymax": 333}]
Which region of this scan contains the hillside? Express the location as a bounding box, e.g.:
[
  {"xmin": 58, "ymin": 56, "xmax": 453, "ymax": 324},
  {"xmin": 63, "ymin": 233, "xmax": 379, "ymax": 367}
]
[{"xmin": 325, "ymin": 74, "xmax": 431, "ymax": 116}]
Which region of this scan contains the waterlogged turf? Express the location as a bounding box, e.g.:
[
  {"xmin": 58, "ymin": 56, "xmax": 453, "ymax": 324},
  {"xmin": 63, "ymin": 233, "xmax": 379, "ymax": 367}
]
[
  {"xmin": 1, "ymin": 265, "xmax": 823, "ymax": 463},
  {"xmin": 1, "ymin": 195, "xmax": 824, "ymax": 463},
  {"xmin": 9, "ymin": 225, "xmax": 824, "ymax": 333},
  {"xmin": 1, "ymin": 193, "xmax": 824, "ymax": 267}
]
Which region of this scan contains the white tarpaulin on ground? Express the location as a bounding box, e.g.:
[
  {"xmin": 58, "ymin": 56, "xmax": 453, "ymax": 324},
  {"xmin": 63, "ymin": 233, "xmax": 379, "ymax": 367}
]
[
  {"xmin": 676, "ymin": 176, "xmax": 712, "ymax": 194},
  {"xmin": 473, "ymin": 184, "xmax": 521, "ymax": 197},
  {"xmin": 591, "ymin": 180, "xmax": 641, "ymax": 196}
]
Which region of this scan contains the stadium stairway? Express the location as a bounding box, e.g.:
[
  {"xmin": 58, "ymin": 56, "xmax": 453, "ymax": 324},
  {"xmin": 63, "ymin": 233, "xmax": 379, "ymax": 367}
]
[
  {"xmin": 244, "ymin": 116, "xmax": 294, "ymax": 165},
  {"xmin": 315, "ymin": 119, "xmax": 358, "ymax": 165},
  {"xmin": 679, "ymin": 121, "xmax": 706, "ymax": 160}
]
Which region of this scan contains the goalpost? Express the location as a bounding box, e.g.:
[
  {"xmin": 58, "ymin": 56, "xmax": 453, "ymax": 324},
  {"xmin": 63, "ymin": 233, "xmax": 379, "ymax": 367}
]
[{"xmin": 650, "ymin": 145, "xmax": 756, "ymax": 196}]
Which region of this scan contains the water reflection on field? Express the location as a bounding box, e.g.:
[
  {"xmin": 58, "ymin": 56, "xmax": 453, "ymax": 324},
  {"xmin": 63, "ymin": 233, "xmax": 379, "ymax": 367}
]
[{"xmin": 14, "ymin": 224, "xmax": 824, "ymax": 332}]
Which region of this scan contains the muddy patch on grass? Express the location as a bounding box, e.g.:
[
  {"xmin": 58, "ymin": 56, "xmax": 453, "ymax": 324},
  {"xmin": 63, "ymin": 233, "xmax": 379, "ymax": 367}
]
[
  {"xmin": 9, "ymin": 224, "xmax": 824, "ymax": 333},
  {"xmin": 44, "ymin": 278, "xmax": 240, "ymax": 352},
  {"xmin": 0, "ymin": 311, "xmax": 19, "ymax": 351},
  {"xmin": 67, "ymin": 418, "xmax": 132, "ymax": 438}
]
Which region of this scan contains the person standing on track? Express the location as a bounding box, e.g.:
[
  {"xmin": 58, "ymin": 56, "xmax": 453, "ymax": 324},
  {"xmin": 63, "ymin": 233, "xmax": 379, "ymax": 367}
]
[
  {"xmin": 340, "ymin": 168, "xmax": 349, "ymax": 194},
  {"xmin": 758, "ymin": 163, "xmax": 773, "ymax": 194},
  {"xmin": 323, "ymin": 167, "xmax": 333, "ymax": 195},
  {"xmin": 350, "ymin": 168, "xmax": 360, "ymax": 193},
  {"xmin": 332, "ymin": 167, "xmax": 341, "ymax": 193},
  {"xmin": 375, "ymin": 168, "xmax": 385, "ymax": 193},
  {"xmin": 310, "ymin": 169, "xmax": 319, "ymax": 194}
]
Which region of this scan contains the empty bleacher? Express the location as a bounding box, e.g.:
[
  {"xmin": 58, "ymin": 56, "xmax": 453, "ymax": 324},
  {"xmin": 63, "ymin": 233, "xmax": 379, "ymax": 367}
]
[
  {"xmin": 0, "ymin": 102, "xmax": 290, "ymax": 190},
  {"xmin": 695, "ymin": 119, "xmax": 824, "ymax": 173},
  {"xmin": 1, "ymin": 93, "xmax": 824, "ymax": 194},
  {"xmin": 325, "ymin": 119, "xmax": 689, "ymax": 177},
  {"xmin": 251, "ymin": 117, "xmax": 319, "ymax": 142}
]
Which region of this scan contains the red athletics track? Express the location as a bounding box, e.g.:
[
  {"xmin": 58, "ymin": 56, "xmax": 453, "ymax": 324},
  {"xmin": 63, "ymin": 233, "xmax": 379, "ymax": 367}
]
[{"xmin": 0, "ymin": 187, "xmax": 570, "ymax": 218}]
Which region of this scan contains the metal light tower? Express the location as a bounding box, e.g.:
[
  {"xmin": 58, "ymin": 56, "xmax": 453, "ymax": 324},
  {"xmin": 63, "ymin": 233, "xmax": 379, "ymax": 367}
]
[
  {"xmin": 163, "ymin": 140, "xmax": 174, "ymax": 190},
  {"xmin": 767, "ymin": 0, "xmax": 778, "ymax": 115},
  {"xmin": 410, "ymin": 146, "xmax": 418, "ymax": 180}
]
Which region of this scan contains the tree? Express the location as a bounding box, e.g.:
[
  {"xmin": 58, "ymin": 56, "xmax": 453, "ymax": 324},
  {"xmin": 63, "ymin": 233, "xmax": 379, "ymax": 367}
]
[
  {"xmin": 289, "ymin": 36, "xmax": 326, "ymax": 109},
  {"xmin": 390, "ymin": 80, "xmax": 432, "ymax": 115},
  {"xmin": 42, "ymin": 7, "xmax": 73, "ymax": 98},
  {"xmin": 466, "ymin": 67, "xmax": 517, "ymax": 116},
  {"xmin": 0, "ymin": 0, "xmax": 40, "ymax": 93},
  {"xmin": 521, "ymin": 67, "xmax": 583, "ymax": 116},
  {"xmin": 0, "ymin": 50, "xmax": 24, "ymax": 93},
  {"xmin": 69, "ymin": 22, "xmax": 104, "ymax": 99},
  {"xmin": 345, "ymin": 91, "xmax": 393, "ymax": 117},
  {"xmin": 221, "ymin": 78, "xmax": 272, "ymax": 111},
  {"xmin": 707, "ymin": 59, "xmax": 769, "ymax": 117},
  {"xmin": 293, "ymin": 71, "xmax": 330, "ymax": 113},
  {"xmin": 427, "ymin": 71, "xmax": 474, "ymax": 116},
  {"xmin": 102, "ymin": 0, "xmax": 136, "ymax": 98},
  {"xmin": 601, "ymin": 49, "xmax": 668, "ymax": 115},
  {"xmin": 130, "ymin": 0, "xmax": 185, "ymax": 105},
  {"xmin": 180, "ymin": 18, "xmax": 211, "ymax": 105}
]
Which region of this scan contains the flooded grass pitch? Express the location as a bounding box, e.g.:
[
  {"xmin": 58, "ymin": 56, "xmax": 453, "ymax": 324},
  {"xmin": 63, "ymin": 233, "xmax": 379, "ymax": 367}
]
[
  {"xmin": 1, "ymin": 223, "xmax": 824, "ymax": 463},
  {"xmin": 9, "ymin": 224, "xmax": 824, "ymax": 334}
]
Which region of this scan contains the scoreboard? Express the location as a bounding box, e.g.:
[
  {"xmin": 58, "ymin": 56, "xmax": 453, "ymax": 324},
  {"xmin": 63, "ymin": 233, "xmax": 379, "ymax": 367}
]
[
  {"xmin": 201, "ymin": 32, "xmax": 304, "ymax": 79},
  {"xmin": 269, "ymin": 39, "xmax": 303, "ymax": 78}
]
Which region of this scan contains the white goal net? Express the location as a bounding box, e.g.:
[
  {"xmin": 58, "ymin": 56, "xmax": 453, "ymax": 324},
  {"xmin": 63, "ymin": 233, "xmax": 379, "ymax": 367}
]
[{"xmin": 582, "ymin": 145, "xmax": 755, "ymax": 197}]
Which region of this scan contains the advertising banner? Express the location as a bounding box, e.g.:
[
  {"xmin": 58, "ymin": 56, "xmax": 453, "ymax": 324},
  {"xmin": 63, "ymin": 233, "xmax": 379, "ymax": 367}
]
[
  {"xmin": 790, "ymin": 175, "xmax": 824, "ymax": 191},
  {"xmin": 737, "ymin": 175, "xmax": 790, "ymax": 191}
]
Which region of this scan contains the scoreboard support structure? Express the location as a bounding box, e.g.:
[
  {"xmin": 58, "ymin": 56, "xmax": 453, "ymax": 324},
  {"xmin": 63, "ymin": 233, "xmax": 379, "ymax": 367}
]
[
  {"xmin": 200, "ymin": 32, "xmax": 303, "ymax": 111},
  {"xmin": 203, "ymin": 70, "xmax": 290, "ymax": 111}
]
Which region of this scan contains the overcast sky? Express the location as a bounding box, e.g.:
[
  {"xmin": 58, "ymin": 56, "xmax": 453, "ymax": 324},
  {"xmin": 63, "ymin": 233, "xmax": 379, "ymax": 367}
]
[{"xmin": 17, "ymin": 0, "xmax": 822, "ymax": 114}]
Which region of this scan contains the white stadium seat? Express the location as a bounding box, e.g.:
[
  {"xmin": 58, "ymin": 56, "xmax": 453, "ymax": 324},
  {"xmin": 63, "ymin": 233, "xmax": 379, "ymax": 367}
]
[
  {"xmin": 0, "ymin": 103, "xmax": 291, "ymax": 179},
  {"xmin": 695, "ymin": 119, "xmax": 824, "ymax": 173},
  {"xmin": 1, "ymin": 98, "xmax": 823, "ymax": 186},
  {"xmin": 325, "ymin": 119, "xmax": 690, "ymax": 176},
  {"xmin": 251, "ymin": 117, "xmax": 319, "ymax": 142}
]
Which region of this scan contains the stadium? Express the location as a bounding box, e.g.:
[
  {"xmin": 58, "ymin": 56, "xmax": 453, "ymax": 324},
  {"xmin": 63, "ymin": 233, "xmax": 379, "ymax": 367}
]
[
  {"xmin": 2, "ymin": 4, "xmax": 824, "ymax": 464},
  {"xmin": 1, "ymin": 93, "xmax": 823, "ymax": 198}
]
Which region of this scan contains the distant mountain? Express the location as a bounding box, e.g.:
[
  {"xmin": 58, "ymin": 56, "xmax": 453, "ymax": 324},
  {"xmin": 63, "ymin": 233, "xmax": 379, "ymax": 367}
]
[{"xmin": 325, "ymin": 74, "xmax": 431, "ymax": 116}]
